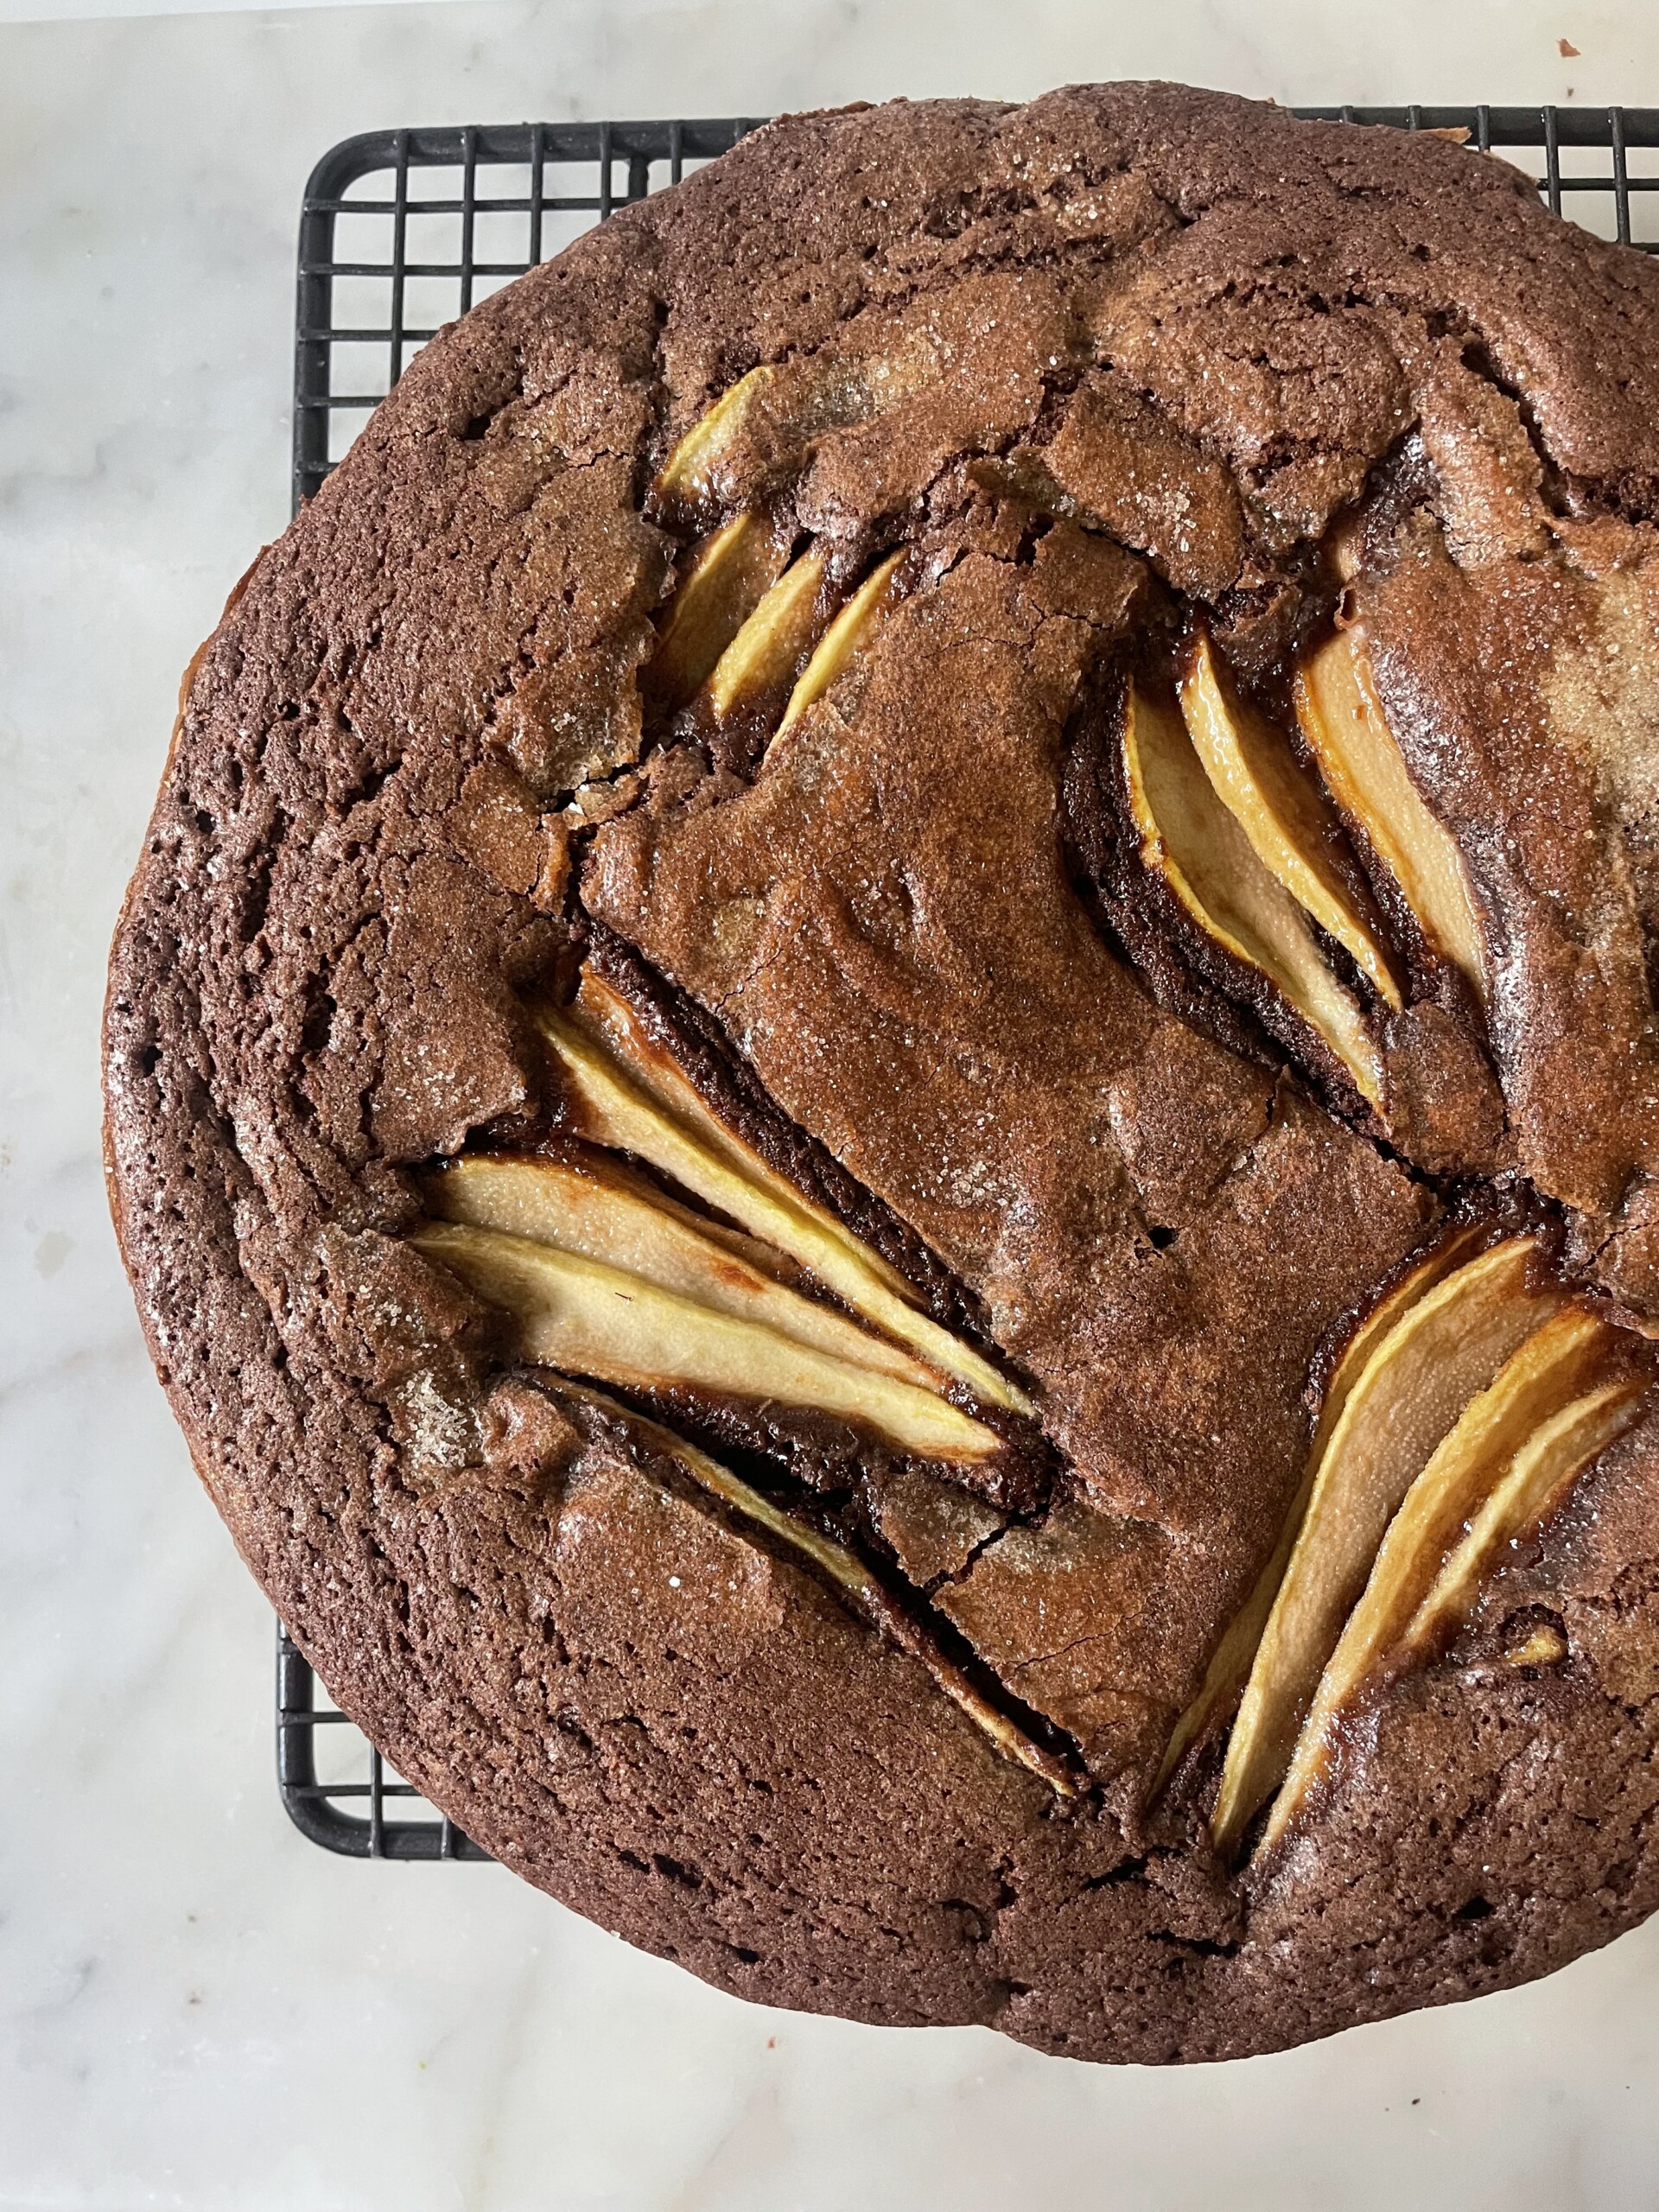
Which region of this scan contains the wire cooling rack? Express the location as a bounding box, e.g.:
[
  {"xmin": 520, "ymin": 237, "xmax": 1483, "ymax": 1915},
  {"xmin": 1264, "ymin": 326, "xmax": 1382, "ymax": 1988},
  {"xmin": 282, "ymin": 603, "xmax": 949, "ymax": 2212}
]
[
  {"xmin": 276, "ymin": 103, "xmax": 1659, "ymax": 1859},
  {"xmin": 292, "ymin": 120, "xmax": 763, "ymax": 510}
]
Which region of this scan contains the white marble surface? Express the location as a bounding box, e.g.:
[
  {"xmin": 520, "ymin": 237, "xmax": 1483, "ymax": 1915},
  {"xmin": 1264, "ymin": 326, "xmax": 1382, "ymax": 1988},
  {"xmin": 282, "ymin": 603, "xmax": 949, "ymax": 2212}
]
[{"xmin": 6, "ymin": 3, "xmax": 1659, "ymax": 2204}]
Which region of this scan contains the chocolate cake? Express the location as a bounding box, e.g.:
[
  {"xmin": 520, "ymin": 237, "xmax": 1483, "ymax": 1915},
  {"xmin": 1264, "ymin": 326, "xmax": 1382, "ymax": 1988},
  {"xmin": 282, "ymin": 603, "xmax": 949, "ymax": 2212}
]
[{"xmin": 104, "ymin": 86, "xmax": 1659, "ymax": 2062}]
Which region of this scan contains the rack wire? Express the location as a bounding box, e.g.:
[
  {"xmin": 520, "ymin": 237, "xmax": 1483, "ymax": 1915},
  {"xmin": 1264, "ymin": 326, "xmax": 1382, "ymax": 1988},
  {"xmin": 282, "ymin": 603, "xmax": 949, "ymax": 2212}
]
[
  {"xmin": 292, "ymin": 119, "xmax": 763, "ymax": 510},
  {"xmin": 277, "ymin": 103, "xmax": 1659, "ymax": 1858}
]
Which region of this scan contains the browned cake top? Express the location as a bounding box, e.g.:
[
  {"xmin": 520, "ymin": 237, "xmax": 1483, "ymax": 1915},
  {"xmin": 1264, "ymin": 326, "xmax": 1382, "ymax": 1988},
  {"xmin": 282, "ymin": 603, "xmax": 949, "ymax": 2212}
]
[{"xmin": 105, "ymin": 85, "xmax": 1659, "ymax": 2063}]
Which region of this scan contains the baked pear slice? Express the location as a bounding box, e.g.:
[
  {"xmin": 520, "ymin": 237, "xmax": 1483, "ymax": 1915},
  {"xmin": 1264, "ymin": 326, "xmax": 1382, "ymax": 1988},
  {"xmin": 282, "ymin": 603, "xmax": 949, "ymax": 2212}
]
[
  {"xmin": 424, "ymin": 1151, "xmax": 944, "ymax": 1391},
  {"xmin": 1403, "ymin": 1372, "xmax": 1648, "ymax": 1659},
  {"xmin": 1123, "ymin": 680, "xmax": 1385, "ymax": 1109},
  {"xmin": 702, "ymin": 550, "xmax": 832, "ymax": 723},
  {"xmin": 1178, "ymin": 629, "xmax": 1402, "ymax": 1011},
  {"xmin": 534, "ymin": 994, "xmax": 1032, "ymax": 1415},
  {"xmin": 560, "ymin": 1381, "xmax": 1079, "ymax": 1797},
  {"xmin": 1260, "ymin": 1304, "xmax": 1632, "ymax": 1854},
  {"xmin": 1209, "ymin": 1235, "xmax": 1562, "ymax": 1857},
  {"xmin": 653, "ymin": 359, "xmax": 880, "ymax": 516},
  {"xmin": 1294, "ymin": 623, "xmax": 1487, "ymax": 999},
  {"xmin": 776, "ymin": 550, "xmax": 905, "ymax": 737},
  {"xmin": 653, "ymin": 365, "xmax": 780, "ymax": 507},
  {"xmin": 1156, "ymin": 1222, "xmax": 1487, "ymax": 1794},
  {"xmin": 644, "ymin": 512, "xmax": 794, "ymax": 713},
  {"xmin": 412, "ymin": 1219, "xmax": 1001, "ymax": 1466},
  {"xmin": 571, "ymin": 973, "xmax": 916, "ymax": 1299}
]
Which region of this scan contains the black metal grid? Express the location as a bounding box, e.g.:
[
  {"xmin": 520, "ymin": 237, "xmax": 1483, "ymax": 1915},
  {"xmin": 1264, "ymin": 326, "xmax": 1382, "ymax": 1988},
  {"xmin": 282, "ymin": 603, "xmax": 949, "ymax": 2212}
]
[
  {"xmin": 278, "ymin": 102, "xmax": 1659, "ymax": 1859},
  {"xmin": 277, "ymin": 1624, "xmax": 493, "ymax": 1859},
  {"xmin": 293, "ymin": 119, "xmax": 764, "ymax": 511}
]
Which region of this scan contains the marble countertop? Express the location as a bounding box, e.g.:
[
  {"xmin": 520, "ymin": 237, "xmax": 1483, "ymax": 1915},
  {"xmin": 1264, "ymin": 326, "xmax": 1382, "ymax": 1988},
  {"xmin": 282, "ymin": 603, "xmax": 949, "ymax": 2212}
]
[{"xmin": 5, "ymin": 3, "xmax": 1659, "ymax": 2203}]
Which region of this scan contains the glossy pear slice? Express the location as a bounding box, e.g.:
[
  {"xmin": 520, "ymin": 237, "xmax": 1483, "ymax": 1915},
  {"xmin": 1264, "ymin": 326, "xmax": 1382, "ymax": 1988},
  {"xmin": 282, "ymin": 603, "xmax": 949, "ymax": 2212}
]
[
  {"xmin": 1294, "ymin": 625, "xmax": 1486, "ymax": 998},
  {"xmin": 776, "ymin": 551, "xmax": 904, "ymax": 737},
  {"xmin": 1179, "ymin": 630, "xmax": 1402, "ymax": 1010},
  {"xmin": 562, "ymin": 1381, "xmax": 1078, "ymax": 1797},
  {"xmin": 537, "ymin": 994, "xmax": 1031, "ymax": 1415},
  {"xmin": 1123, "ymin": 682, "xmax": 1385, "ymax": 1109},
  {"xmin": 573, "ymin": 973, "xmax": 915, "ymax": 1300},
  {"xmin": 654, "ymin": 361, "xmax": 877, "ymax": 511},
  {"xmin": 654, "ymin": 354, "xmax": 906, "ymax": 516},
  {"xmin": 1210, "ymin": 1236, "xmax": 1561, "ymax": 1856},
  {"xmin": 1260, "ymin": 1305, "xmax": 1625, "ymax": 1854},
  {"xmin": 645, "ymin": 513, "xmax": 793, "ymax": 712},
  {"xmin": 1405, "ymin": 1374, "xmax": 1646, "ymax": 1658},
  {"xmin": 702, "ymin": 550, "xmax": 830, "ymax": 721},
  {"xmin": 413, "ymin": 1220, "xmax": 1000, "ymax": 1465},
  {"xmin": 425, "ymin": 1152, "xmax": 943, "ymax": 1391},
  {"xmin": 1156, "ymin": 1224, "xmax": 1487, "ymax": 1793},
  {"xmin": 654, "ymin": 365, "xmax": 780, "ymax": 505}
]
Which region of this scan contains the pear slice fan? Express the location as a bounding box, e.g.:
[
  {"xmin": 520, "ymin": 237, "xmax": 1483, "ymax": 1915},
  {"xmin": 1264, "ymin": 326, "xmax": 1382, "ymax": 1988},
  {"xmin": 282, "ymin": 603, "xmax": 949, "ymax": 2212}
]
[
  {"xmin": 1122, "ymin": 679, "xmax": 1386, "ymax": 1108},
  {"xmin": 1179, "ymin": 1225, "xmax": 1648, "ymax": 1861},
  {"xmin": 1179, "ymin": 629, "xmax": 1401, "ymax": 1010}
]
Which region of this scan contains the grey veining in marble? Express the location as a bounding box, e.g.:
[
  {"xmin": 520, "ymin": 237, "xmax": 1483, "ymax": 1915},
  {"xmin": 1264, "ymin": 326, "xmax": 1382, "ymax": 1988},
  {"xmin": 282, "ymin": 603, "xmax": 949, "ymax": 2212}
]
[{"xmin": 3, "ymin": 3, "xmax": 1659, "ymax": 2204}]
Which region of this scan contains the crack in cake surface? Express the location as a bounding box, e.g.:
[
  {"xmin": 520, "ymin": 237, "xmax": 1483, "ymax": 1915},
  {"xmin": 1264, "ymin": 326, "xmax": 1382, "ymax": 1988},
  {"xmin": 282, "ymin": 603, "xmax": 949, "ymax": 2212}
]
[{"xmin": 542, "ymin": 1378, "xmax": 1085, "ymax": 1796}]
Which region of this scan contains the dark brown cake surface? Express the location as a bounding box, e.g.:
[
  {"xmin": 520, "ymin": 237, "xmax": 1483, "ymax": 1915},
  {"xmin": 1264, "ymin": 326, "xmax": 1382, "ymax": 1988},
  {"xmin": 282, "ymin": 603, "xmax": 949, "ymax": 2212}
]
[{"xmin": 105, "ymin": 85, "xmax": 1659, "ymax": 2062}]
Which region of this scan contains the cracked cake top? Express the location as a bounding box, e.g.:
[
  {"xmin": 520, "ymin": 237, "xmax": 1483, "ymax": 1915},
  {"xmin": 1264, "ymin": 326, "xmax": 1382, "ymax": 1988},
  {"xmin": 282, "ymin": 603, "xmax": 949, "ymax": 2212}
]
[{"xmin": 105, "ymin": 85, "xmax": 1659, "ymax": 2062}]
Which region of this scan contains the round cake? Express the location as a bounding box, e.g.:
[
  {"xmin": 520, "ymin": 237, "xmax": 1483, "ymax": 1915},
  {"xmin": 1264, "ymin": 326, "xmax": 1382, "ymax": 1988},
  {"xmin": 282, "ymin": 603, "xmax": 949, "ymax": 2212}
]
[{"xmin": 105, "ymin": 85, "xmax": 1659, "ymax": 2062}]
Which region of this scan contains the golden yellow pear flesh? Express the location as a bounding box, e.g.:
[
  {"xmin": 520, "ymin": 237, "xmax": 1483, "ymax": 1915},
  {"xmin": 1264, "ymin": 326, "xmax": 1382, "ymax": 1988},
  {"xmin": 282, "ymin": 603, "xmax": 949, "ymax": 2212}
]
[
  {"xmin": 537, "ymin": 993, "xmax": 1033, "ymax": 1415},
  {"xmin": 1294, "ymin": 624, "xmax": 1487, "ymax": 998},
  {"xmin": 777, "ymin": 551, "xmax": 905, "ymax": 736},
  {"xmin": 1211, "ymin": 1236, "xmax": 1560, "ymax": 1856},
  {"xmin": 645, "ymin": 512, "xmax": 793, "ymax": 711},
  {"xmin": 1156, "ymin": 1224, "xmax": 1487, "ymax": 1795},
  {"xmin": 1406, "ymin": 1375, "xmax": 1646, "ymax": 1658},
  {"xmin": 1259, "ymin": 1304, "xmax": 1627, "ymax": 1855},
  {"xmin": 425, "ymin": 1152, "xmax": 945, "ymax": 1391},
  {"xmin": 1124, "ymin": 681, "xmax": 1385, "ymax": 1109},
  {"xmin": 1179, "ymin": 629, "xmax": 1402, "ymax": 1010},
  {"xmin": 702, "ymin": 551, "xmax": 832, "ymax": 721},
  {"xmin": 653, "ymin": 365, "xmax": 778, "ymax": 505},
  {"xmin": 411, "ymin": 1219, "xmax": 1001, "ymax": 1466}
]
